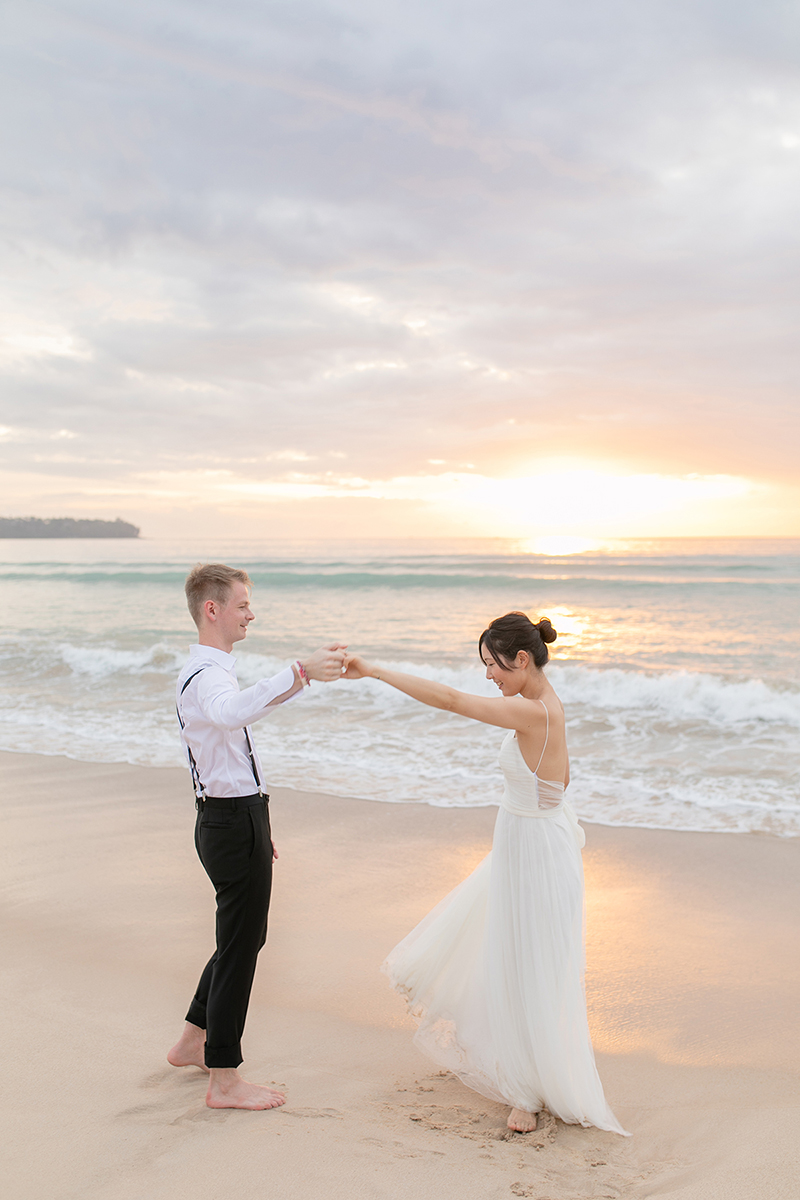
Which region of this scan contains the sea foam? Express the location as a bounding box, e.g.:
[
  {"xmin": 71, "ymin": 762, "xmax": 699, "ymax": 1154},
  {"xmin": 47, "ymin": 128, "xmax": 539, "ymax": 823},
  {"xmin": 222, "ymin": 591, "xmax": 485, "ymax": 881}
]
[{"xmin": 1, "ymin": 645, "xmax": 797, "ymax": 837}]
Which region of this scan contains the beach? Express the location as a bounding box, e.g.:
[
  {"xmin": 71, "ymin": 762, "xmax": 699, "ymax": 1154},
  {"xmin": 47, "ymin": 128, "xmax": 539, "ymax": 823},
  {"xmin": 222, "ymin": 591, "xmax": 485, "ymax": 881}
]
[{"xmin": 3, "ymin": 749, "xmax": 798, "ymax": 1200}]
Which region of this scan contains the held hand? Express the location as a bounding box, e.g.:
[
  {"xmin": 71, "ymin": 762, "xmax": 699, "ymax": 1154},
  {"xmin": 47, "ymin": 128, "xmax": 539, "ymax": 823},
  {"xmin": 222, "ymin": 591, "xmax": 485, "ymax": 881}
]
[
  {"xmin": 342, "ymin": 653, "xmax": 373, "ymax": 680},
  {"xmin": 301, "ymin": 642, "xmax": 348, "ymax": 683}
]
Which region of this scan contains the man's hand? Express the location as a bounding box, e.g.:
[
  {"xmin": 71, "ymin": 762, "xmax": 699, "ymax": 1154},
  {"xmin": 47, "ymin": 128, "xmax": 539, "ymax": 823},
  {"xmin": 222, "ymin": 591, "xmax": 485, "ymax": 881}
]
[{"xmin": 300, "ymin": 643, "xmax": 348, "ymax": 682}]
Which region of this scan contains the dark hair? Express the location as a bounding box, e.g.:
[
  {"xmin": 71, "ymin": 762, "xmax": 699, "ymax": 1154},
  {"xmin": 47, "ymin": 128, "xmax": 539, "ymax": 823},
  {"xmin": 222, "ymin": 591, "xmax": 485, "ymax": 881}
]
[{"xmin": 478, "ymin": 612, "xmax": 557, "ymax": 671}]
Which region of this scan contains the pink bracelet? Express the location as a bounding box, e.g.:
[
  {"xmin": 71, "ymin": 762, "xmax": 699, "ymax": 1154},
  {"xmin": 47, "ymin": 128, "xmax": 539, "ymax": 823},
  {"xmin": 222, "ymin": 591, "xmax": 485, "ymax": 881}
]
[{"xmin": 296, "ymin": 660, "xmax": 311, "ymax": 687}]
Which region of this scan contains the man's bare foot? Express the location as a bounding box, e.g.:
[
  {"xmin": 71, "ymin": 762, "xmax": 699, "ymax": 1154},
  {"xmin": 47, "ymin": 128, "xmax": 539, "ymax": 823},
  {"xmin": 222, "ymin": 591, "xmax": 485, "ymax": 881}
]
[
  {"xmin": 507, "ymin": 1107, "xmax": 538, "ymax": 1132},
  {"xmin": 167, "ymin": 1022, "xmax": 209, "ymax": 1072},
  {"xmin": 206, "ymin": 1068, "xmax": 286, "ymax": 1111}
]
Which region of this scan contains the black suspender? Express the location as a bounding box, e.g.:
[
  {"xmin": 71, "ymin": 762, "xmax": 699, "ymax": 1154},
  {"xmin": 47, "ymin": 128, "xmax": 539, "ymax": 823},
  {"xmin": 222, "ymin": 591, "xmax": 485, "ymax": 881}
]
[
  {"xmin": 176, "ymin": 667, "xmax": 263, "ymax": 799},
  {"xmin": 243, "ymin": 725, "xmax": 264, "ymax": 794},
  {"xmin": 177, "ymin": 669, "xmax": 206, "ymax": 799}
]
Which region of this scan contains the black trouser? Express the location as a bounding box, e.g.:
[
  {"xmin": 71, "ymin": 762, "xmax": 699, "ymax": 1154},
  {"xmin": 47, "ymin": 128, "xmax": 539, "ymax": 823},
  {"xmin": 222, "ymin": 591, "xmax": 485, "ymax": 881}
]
[{"xmin": 185, "ymin": 794, "xmax": 272, "ymax": 1069}]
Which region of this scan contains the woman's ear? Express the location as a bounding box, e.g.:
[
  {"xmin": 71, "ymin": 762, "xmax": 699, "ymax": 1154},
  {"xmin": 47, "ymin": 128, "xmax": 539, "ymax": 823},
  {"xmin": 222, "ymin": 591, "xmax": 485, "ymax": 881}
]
[{"xmin": 516, "ymin": 650, "xmax": 530, "ymax": 670}]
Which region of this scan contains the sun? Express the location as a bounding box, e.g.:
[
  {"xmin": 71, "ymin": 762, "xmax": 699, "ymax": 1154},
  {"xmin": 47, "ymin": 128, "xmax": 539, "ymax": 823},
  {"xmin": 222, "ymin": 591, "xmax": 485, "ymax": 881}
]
[{"xmin": 454, "ymin": 465, "xmax": 757, "ymax": 538}]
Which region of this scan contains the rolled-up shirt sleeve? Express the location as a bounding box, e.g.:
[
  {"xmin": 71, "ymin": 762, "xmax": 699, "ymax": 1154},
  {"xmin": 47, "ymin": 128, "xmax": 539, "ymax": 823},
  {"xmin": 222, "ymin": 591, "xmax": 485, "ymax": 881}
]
[{"xmin": 196, "ymin": 664, "xmax": 300, "ymax": 729}]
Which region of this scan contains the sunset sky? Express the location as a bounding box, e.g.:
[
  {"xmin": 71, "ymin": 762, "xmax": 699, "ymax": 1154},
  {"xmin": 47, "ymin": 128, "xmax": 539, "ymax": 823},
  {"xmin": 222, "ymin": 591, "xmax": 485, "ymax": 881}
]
[{"xmin": 2, "ymin": 0, "xmax": 799, "ymax": 539}]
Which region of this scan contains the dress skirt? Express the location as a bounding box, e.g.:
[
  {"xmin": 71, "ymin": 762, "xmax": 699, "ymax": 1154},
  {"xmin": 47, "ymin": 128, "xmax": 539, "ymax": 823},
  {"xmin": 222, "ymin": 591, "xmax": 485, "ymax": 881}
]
[{"xmin": 383, "ymin": 804, "xmax": 628, "ymax": 1135}]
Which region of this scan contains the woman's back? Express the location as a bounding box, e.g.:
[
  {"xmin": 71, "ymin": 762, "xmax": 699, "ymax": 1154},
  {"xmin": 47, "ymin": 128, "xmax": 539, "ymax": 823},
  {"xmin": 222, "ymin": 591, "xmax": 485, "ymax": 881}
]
[{"xmin": 514, "ymin": 694, "xmax": 568, "ymax": 786}]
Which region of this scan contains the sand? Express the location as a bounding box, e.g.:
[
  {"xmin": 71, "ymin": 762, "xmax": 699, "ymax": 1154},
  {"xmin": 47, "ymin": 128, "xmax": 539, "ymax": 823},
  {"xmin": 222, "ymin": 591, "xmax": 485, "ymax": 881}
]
[{"xmin": 1, "ymin": 749, "xmax": 798, "ymax": 1200}]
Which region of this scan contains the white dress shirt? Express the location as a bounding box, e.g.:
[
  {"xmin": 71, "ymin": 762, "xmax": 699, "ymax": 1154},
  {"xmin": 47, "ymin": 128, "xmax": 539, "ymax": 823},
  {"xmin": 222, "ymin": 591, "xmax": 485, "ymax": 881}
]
[{"xmin": 176, "ymin": 644, "xmax": 302, "ymax": 799}]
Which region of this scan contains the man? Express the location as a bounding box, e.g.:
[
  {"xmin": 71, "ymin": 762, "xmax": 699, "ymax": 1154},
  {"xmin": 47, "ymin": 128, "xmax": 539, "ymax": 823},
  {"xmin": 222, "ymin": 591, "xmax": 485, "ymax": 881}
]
[{"xmin": 167, "ymin": 563, "xmax": 346, "ymax": 1110}]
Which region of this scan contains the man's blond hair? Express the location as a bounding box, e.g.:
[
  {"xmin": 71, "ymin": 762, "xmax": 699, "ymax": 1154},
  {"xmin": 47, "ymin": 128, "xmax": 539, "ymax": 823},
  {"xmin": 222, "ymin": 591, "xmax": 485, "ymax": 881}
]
[{"xmin": 185, "ymin": 563, "xmax": 252, "ymax": 626}]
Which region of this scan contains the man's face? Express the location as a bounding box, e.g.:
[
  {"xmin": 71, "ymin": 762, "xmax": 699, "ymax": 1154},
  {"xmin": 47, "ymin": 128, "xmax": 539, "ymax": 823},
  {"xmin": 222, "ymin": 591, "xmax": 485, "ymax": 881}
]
[{"xmin": 213, "ymin": 581, "xmax": 255, "ymax": 646}]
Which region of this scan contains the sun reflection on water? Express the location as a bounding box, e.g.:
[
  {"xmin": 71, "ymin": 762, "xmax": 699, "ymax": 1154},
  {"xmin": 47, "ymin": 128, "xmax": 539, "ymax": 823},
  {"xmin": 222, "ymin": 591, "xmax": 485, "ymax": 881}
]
[{"xmin": 522, "ymin": 536, "xmax": 601, "ymax": 556}]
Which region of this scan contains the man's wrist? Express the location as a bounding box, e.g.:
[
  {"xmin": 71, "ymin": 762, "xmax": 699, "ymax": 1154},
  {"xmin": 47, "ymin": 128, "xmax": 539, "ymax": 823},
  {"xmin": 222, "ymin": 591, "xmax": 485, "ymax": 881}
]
[{"xmin": 295, "ymin": 660, "xmax": 311, "ymax": 687}]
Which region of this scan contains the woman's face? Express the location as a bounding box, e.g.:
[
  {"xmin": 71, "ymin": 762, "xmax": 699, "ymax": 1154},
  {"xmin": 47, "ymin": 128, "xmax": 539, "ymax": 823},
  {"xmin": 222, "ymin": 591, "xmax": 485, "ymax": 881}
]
[{"xmin": 481, "ymin": 648, "xmax": 524, "ymax": 695}]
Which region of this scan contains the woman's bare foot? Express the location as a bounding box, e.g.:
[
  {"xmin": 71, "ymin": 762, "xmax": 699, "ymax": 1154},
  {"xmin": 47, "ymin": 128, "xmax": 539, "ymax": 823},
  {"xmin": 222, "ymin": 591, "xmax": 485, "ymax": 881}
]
[
  {"xmin": 206, "ymin": 1068, "xmax": 286, "ymax": 1110},
  {"xmin": 507, "ymin": 1107, "xmax": 538, "ymax": 1132},
  {"xmin": 167, "ymin": 1021, "xmax": 209, "ymax": 1072}
]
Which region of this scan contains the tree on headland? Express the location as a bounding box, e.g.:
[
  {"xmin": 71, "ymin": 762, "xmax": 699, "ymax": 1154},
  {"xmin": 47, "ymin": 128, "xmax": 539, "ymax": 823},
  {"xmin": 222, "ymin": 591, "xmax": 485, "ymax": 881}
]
[{"xmin": 0, "ymin": 517, "xmax": 140, "ymax": 538}]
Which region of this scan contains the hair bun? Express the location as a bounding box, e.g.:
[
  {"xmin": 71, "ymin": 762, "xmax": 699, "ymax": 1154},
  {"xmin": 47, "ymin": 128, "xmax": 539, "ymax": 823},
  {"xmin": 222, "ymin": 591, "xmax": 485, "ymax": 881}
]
[
  {"xmin": 536, "ymin": 618, "xmax": 557, "ymax": 644},
  {"xmin": 479, "ymin": 612, "xmax": 555, "ymax": 670}
]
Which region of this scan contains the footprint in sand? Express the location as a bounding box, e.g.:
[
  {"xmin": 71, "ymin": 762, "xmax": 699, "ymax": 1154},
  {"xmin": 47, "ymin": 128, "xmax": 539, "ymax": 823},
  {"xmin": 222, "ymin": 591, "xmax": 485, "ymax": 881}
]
[
  {"xmin": 405, "ymin": 1102, "xmax": 558, "ymax": 1147},
  {"xmin": 278, "ymin": 1107, "xmax": 343, "ymax": 1120}
]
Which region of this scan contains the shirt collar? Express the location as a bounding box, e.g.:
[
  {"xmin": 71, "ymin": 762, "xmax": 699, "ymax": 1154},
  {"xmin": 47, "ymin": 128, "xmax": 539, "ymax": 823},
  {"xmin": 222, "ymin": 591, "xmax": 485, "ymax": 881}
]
[{"xmin": 188, "ymin": 643, "xmax": 237, "ymax": 669}]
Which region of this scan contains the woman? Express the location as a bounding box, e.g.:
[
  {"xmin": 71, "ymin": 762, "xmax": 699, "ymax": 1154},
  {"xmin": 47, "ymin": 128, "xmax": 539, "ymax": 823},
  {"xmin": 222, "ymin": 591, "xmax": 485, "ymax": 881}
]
[{"xmin": 343, "ymin": 612, "xmax": 627, "ymax": 1136}]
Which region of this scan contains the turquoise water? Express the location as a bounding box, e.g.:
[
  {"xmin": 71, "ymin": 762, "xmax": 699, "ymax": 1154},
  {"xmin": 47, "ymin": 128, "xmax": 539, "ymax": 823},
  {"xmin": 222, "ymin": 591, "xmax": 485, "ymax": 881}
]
[{"xmin": 1, "ymin": 537, "xmax": 798, "ymax": 835}]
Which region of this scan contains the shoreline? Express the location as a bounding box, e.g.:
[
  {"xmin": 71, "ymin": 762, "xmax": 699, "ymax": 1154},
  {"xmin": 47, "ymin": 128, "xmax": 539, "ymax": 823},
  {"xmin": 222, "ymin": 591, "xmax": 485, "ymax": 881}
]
[
  {"xmin": 0, "ymin": 742, "xmax": 797, "ymax": 842},
  {"xmin": 2, "ymin": 749, "xmax": 799, "ymax": 1199}
]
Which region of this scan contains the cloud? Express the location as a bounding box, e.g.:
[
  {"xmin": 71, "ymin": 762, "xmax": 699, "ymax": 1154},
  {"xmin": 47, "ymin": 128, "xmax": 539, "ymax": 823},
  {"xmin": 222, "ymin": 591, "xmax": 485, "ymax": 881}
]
[{"xmin": 0, "ymin": 0, "xmax": 798, "ymax": 532}]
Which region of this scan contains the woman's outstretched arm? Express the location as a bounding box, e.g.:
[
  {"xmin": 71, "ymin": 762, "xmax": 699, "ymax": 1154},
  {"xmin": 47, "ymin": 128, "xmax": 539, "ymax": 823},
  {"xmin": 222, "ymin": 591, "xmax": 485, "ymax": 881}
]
[{"xmin": 342, "ymin": 655, "xmax": 539, "ymax": 733}]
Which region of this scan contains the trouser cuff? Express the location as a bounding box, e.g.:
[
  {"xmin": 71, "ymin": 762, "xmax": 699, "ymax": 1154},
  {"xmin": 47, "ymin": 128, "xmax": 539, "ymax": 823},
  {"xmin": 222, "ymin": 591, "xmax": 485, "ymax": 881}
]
[
  {"xmin": 185, "ymin": 1001, "xmax": 206, "ymax": 1029},
  {"xmin": 204, "ymin": 1042, "xmax": 243, "ymax": 1069}
]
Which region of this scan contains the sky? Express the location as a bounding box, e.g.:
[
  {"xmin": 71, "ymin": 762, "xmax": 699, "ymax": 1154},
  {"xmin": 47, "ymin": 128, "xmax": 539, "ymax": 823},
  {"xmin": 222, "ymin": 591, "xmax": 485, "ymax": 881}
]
[{"xmin": 1, "ymin": 0, "xmax": 799, "ymax": 539}]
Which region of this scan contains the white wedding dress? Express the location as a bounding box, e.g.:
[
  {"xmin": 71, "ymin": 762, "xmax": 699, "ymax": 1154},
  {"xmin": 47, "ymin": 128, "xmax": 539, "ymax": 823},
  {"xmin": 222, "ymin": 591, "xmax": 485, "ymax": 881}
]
[{"xmin": 383, "ymin": 705, "xmax": 628, "ymax": 1135}]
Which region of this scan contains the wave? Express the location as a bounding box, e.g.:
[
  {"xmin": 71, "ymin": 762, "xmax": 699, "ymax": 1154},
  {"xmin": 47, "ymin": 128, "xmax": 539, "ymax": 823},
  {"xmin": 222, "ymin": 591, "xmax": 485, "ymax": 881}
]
[
  {"xmin": 56, "ymin": 641, "xmax": 186, "ymax": 679},
  {"xmin": 554, "ymin": 665, "xmax": 800, "ymax": 729},
  {"xmin": 1, "ymin": 555, "xmax": 798, "ymax": 591},
  {"xmin": 4, "ymin": 632, "xmax": 795, "ymax": 715},
  {"xmin": 0, "ymin": 646, "xmax": 798, "ymax": 836},
  {"xmin": 20, "ymin": 640, "xmax": 800, "ymax": 731}
]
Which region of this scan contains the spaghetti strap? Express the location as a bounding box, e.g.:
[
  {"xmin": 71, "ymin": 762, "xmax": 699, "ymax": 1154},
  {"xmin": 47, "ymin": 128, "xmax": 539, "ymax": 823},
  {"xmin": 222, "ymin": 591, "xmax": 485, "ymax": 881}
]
[{"xmin": 533, "ymin": 699, "xmax": 549, "ymax": 775}]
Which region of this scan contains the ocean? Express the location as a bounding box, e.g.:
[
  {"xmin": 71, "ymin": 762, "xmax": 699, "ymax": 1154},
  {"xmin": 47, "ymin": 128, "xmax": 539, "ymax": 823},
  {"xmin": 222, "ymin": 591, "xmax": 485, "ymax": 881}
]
[{"xmin": 1, "ymin": 536, "xmax": 798, "ymax": 836}]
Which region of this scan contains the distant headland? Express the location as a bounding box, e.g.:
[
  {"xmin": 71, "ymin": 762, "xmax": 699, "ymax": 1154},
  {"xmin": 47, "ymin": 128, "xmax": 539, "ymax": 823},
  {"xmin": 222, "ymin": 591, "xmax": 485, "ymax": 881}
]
[{"xmin": 0, "ymin": 517, "xmax": 140, "ymax": 539}]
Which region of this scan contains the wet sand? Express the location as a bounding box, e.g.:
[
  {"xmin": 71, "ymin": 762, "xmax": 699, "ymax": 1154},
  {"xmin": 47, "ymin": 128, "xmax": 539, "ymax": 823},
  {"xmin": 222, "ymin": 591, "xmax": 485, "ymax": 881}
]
[{"xmin": 1, "ymin": 749, "xmax": 798, "ymax": 1199}]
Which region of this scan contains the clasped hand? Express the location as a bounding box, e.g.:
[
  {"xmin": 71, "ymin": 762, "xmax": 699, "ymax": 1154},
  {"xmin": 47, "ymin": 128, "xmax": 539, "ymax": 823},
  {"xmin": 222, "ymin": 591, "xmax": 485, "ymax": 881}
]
[
  {"xmin": 341, "ymin": 653, "xmax": 370, "ymax": 679},
  {"xmin": 298, "ymin": 646, "xmax": 374, "ymax": 681},
  {"xmin": 302, "ymin": 643, "xmax": 348, "ymax": 681}
]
